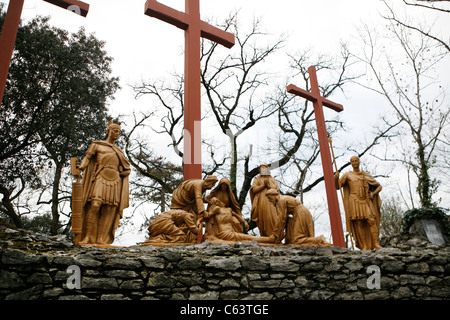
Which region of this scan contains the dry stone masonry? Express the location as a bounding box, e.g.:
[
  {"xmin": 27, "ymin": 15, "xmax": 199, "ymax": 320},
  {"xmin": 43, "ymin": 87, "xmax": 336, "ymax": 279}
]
[{"xmin": 0, "ymin": 224, "xmax": 449, "ymax": 300}]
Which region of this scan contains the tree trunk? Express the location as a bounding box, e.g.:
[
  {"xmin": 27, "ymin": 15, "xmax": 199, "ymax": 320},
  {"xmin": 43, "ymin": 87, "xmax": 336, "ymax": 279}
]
[
  {"xmin": 0, "ymin": 184, "xmax": 23, "ymax": 228},
  {"xmin": 50, "ymin": 162, "xmax": 63, "ymax": 235},
  {"xmin": 416, "ymin": 140, "xmax": 433, "ymax": 208},
  {"xmin": 161, "ymin": 187, "xmax": 166, "ymax": 212}
]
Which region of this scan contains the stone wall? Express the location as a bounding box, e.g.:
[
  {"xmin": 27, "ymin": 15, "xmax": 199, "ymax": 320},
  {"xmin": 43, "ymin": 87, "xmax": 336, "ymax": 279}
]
[{"xmin": 0, "ymin": 225, "xmax": 449, "ymax": 301}]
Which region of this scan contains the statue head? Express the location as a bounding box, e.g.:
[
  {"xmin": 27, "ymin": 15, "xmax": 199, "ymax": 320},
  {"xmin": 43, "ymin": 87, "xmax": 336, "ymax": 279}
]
[
  {"xmin": 106, "ymin": 120, "xmax": 121, "ymax": 142},
  {"xmin": 266, "ymin": 188, "xmax": 280, "ymax": 204},
  {"xmin": 259, "ymin": 164, "xmax": 271, "ymax": 176},
  {"xmin": 209, "ymin": 197, "xmax": 225, "ymax": 207},
  {"xmin": 203, "ymin": 175, "xmax": 218, "ymax": 189},
  {"xmin": 350, "ymin": 155, "xmax": 360, "ymax": 170},
  {"xmin": 219, "ymin": 178, "xmax": 230, "ymax": 191}
]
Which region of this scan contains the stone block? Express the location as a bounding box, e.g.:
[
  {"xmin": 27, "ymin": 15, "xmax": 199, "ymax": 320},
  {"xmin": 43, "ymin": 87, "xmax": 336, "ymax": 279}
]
[
  {"xmin": 406, "ymin": 262, "xmax": 430, "ymax": 274},
  {"xmin": 147, "ymin": 273, "xmax": 175, "ymax": 288},
  {"xmin": 219, "ymin": 278, "xmax": 240, "ymax": 288},
  {"xmin": 392, "ymin": 286, "xmax": 414, "ymax": 299},
  {"xmin": 74, "ymin": 255, "xmax": 102, "ymax": 268},
  {"xmin": 2, "ymin": 249, "xmax": 44, "ymax": 265},
  {"xmin": 27, "ymin": 272, "xmax": 52, "ymax": 284},
  {"xmin": 270, "ymin": 261, "xmax": 300, "ymax": 272},
  {"xmin": 205, "ymin": 257, "xmax": 241, "ymax": 271},
  {"xmin": 120, "ymin": 279, "xmax": 144, "ymax": 290},
  {"xmin": 241, "ymin": 256, "xmax": 269, "ymax": 271},
  {"xmin": 188, "ymin": 291, "xmax": 219, "ymax": 300},
  {"xmin": 104, "ymin": 257, "xmax": 141, "ymax": 269},
  {"xmin": 177, "ymin": 257, "xmax": 203, "ymax": 270},
  {"xmin": 381, "ymin": 259, "xmax": 405, "ymax": 273},
  {"xmin": 141, "ymin": 257, "xmax": 166, "ymax": 269},
  {"xmin": 0, "ymin": 270, "xmax": 25, "ymax": 289},
  {"xmin": 300, "ymin": 261, "xmax": 324, "ymax": 271},
  {"xmin": 82, "ymin": 277, "xmax": 118, "ymax": 290}
]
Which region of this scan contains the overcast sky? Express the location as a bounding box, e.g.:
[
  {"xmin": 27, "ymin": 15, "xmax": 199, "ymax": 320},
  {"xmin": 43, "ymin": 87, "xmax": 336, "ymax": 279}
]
[
  {"xmin": 9, "ymin": 0, "xmax": 446, "ymax": 133},
  {"xmin": 3, "ymin": 0, "xmax": 449, "ymax": 245},
  {"xmin": 8, "ymin": 0, "xmax": 390, "ymax": 114}
]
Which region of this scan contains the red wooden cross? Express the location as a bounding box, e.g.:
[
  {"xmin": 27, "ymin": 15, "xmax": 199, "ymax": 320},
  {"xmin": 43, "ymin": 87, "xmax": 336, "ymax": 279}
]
[
  {"xmin": 0, "ymin": 0, "xmax": 89, "ymax": 106},
  {"xmin": 287, "ymin": 65, "xmax": 346, "ymax": 248},
  {"xmin": 145, "ymin": 0, "xmax": 235, "ymax": 181}
]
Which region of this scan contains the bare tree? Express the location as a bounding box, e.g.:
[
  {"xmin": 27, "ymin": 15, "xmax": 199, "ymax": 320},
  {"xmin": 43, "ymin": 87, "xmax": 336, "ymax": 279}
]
[
  {"xmin": 129, "ymin": 12, "xmax": 402, "ymax": 224},
  {"xmin": 200, "ymin": 13, "xmax": 285, "ymax": 196},
  {"xmin": 354, "ymin": 17, "xmax": 449, "ymax": 208},
  {"xmin": 273, "ymin": 47, "xmax": 355, "ymax": 202},
  {"xmin": 435, "ymin": 118, "xmax": 450, "ymax": 199},
  {"xmin": 272, "ymin": 46, "xmax": 401, "ymax": 202},
  {"xmin": 124, "ymin": 111, "xmax": 183, "ymax": 213},
  {"xmin": 382, "ymin": 0, "xmax": 450, "ymax": 52},
  {"xmin": 402, "ymin": 0, "xmax": 450, "ymax": 12},
  {"xmin": 130, "ymin": 13, "xmax": 286, "ymax": 210}
]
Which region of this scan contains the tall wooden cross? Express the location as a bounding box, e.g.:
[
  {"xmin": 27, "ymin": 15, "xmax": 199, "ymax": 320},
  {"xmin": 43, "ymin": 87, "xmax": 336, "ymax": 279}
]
[
  {"xmin": 287, "ymin": 65, "xmax": 346, "ymax": 248},
  {"xmin": 0, "ymin": 0, "xmax": 89, "ymax": 106},
  {"xmin": 144, "ymin": 0, "xmax": 235, "ymax": 181}
]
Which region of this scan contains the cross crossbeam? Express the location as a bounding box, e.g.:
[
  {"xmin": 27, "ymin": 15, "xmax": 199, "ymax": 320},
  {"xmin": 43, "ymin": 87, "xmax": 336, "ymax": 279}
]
[
  {"xmin": 145, "ymin": 0, "xmax": 234, "ymax": 48},
  {"xmin": 286, "ymin": 85, "xmax": 343, "ymax": 112},
  {"xmin": 287, "ymin": 66, "xmax": 346, "ymax": 247},
  {"xmin": 43, "ymin": 0, "xmax": 89, "ymax": 17}
]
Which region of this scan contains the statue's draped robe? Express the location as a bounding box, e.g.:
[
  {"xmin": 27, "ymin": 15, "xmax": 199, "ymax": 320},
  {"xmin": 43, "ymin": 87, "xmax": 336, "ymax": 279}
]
[
  {"xmin": 338, "ymin": 171, "xmax": 382, "ymax": 250},
  {"xmin": 143, "ymin": 210, "xmax": 200, "ymax": 244},
  {"xmin": 272, "ymin": 196, "xmax": 331, "ymax": 247},
  {"xmin": 168, "ymin": 179, "xmax": 209, "ymax": 242},
  {"xmin": 203, "ymin": 205, "xmax": 272, "ymax": 244},
  {"xmin": 205, "ymin": 178, "xmax": 243, "ymax": 239},
  {"xmin": 80, "ymin": 141, "xmax": 130, "ymax": 244},
  {"xmin": 250, "ymin": 175, "xmax": 279, "ymax": 236},
  {"xmin": 170, "ymin": 179, "xmax": 207, "ymax": 215}
]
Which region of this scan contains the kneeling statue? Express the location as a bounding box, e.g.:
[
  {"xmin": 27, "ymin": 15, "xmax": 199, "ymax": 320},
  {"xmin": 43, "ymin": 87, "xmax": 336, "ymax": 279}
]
[
  {"xmin": 142, "ymin": 210, "xmax": 201, "ymax": 245},
  {"xmin": 266, "ymin": 189, "xmax": 331, "ymax": 247}
]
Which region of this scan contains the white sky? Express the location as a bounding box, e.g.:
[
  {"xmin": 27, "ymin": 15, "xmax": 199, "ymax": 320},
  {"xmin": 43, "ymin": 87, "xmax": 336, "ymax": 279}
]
[
  {"xmin": 9, "ymin": 0, "xmax": 389, "ymax": 114},
  {"xmin": 3, "ymin": 0, "xmax": 449, "ymax": 245}
]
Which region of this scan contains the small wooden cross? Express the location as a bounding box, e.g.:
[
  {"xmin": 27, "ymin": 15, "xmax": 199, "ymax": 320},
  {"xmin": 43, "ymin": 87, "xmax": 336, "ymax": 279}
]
[
  {"xmin": 144, "ymin": 0, "xmax": 235, "ymax": 181},
  {"xmin": 287, "ymin": 65, "xmax": 346, "ymax": 247},
  {"xmin": 0, "ymin": 0, "xmax": 89, "ymax": 105}
]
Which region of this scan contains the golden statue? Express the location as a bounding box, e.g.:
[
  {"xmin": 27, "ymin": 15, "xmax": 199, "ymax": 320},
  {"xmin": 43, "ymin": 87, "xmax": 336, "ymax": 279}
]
[
  {"xmin": 266, "ymin": 189, "xmax": 331, "ymax": 247},
  {"xmin": 142, "ymin": 209, "xmax": 201, "ymax": 245},
  {"xmin": 202, "ymin": 197, "xmax": 274, "ymax": 244},
  {"xmin": 140, "ymin": 176, "xmax": 217, "ymax": 245},
  {"xmin": 250, "ymin": 164, "xmax": 280, "ymax": 236},
  {"xmin": 205, "ymin": 178, "xmax": 244, "ymax": 237},
  {"xmin": 170, "ymin": 175, "xmax": 218, "ymax": 217},
  {"xmin": 74, "ymin": 120, "xmax": 130, "ymax": 246},
  {"xmin": 334, "ymin": 155, "xmax": 382, "ymax": 250}
]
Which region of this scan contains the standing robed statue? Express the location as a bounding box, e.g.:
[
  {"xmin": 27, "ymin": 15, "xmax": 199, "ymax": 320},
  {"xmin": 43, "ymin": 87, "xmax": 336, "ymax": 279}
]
[
  {"xmin": 250, "ymin": 164, "xmax": 280, "ymax": 236},
  {"xmin": 335, "ymin": 156, "xmax": 382, "ymax": 250}
]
